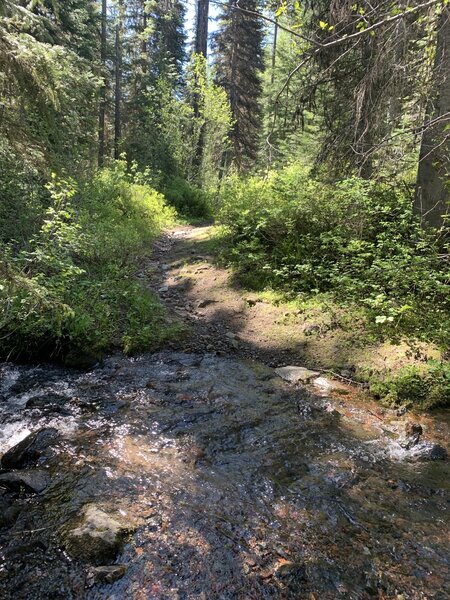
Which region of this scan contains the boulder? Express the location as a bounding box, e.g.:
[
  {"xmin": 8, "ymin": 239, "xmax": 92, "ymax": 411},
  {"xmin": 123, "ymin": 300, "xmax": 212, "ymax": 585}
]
[
  {"xmin": 0, "ymin": 470, "xmax": 51, "ymax": 493},
  {"xmin": 399, "ymin": 421, "xmax": 423, "ymax": 449},
  {"xmin": 312, "ymin": 376, "xmax": 335, "ymax": 392},
  {"xmin": 25, "ymin": 393, "xmax": 69, "ymax": 415},
  {"xmin": 275, "ymin": 366, "xmax": 320, "ymax": 384},
  {"xmin": 1, "ymin": 428, "xmax": 59, "ymax": 469},
  {"xmin": 63, "ymin": 505, "xmax": 133, "ymax": 564}
]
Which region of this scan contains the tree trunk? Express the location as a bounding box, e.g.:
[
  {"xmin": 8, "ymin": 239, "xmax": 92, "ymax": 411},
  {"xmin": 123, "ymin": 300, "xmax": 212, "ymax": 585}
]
[
  {"xmin": 271, "ymin": 19, "xmax": 278, "ymax": 85},
  {"xmin": 195, "ymin": 0, "xmax": 209, "ymax": 57},
  {"xmin": 415, "ymin": 8, "xmax": 450, "ymax": 227},
  {"xmin": 142, "ymin": 0, "xmax": 148, "ymax": 63},
  {"xmin": 114, "ymin": 0, "xmax": 123, "ymax": 160},
  {"xmin": 192, "ymin": 0, "xmax": 210, "ymax": 179},
  {"xmin": 98, "ymin": 0, "xmax": 107, "ymax": 167}
]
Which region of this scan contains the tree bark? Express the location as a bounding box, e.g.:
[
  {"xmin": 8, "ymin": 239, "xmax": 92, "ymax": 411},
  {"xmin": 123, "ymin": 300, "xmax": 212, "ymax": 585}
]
[
  {"xmin": 142, "ymin": 0, "xmax": 148, "ymax": 61},
  {"xmin": 114, "ymin": 0, "xmax": 123, "ymax": 160},
  {"xmin": 271, "ymin": 19, "xmax": 278, "ymax": 85},
  {"xmin": 192, "ymin": 0, "xmax": 210, "ymax": 179},
  {"xmin": 415, "ymin": 8, "xmax": 450, "ymax": 227},
  {"xmin": 195, "ymin": 0, "xmax": 209, "ymax": 57},
  {"xmin": 98, "ymin": 0, "xmax": 107, "ymax": 167}
]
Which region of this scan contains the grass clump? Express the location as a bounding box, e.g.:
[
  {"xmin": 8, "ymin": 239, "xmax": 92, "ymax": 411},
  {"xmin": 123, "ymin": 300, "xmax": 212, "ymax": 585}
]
[{"xmin": 0, "ymin": 161, "xmax": 180, "ymax": 363}]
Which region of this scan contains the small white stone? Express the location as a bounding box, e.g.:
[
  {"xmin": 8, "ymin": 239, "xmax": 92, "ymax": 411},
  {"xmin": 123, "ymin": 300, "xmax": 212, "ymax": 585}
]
[{"xmin": 275, "ymin": 366, "xmax": 320, "ymax": 383}]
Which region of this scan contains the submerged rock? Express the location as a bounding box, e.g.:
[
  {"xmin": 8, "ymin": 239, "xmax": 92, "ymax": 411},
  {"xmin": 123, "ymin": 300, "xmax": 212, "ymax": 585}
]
[
  {"xmin": 88, "ymin": 564, "xmax": 127, "ymax": 584},
  {"xmin": 1, "ymin": 428, "xmax": 59, "ymax": 469},
  {"xmin": 275, "ymin": 366, "xmax": 320, "ymax": 384},
  {"xmin": 63, "ymin": 505, "xmax": 133, "ymax": 564},
  {"xmin": 0, "ymin": 495, "xmax": 20, "ymax": 526},
  {"xmin": 406, "ymin": 442, "xmax": 447, "ymax": 462},
  {"xmin": 0, "ymin": 470, "xmax": 51, "ymax": 493}
]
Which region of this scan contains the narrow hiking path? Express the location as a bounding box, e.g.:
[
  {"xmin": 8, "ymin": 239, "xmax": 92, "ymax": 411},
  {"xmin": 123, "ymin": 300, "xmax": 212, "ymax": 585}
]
[
  {"xmin": 150, "ymin": 224, "xmax": 357, "ymax": 367},
  {"xmin": 0, "ymin": 225, "xmax": 449, "ymax": 599}
]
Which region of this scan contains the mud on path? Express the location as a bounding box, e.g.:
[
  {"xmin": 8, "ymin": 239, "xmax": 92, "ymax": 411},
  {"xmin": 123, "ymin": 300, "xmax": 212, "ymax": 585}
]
[{"xmin": 0, "ymin": 226, "xmax": 449, "ymax": 600}]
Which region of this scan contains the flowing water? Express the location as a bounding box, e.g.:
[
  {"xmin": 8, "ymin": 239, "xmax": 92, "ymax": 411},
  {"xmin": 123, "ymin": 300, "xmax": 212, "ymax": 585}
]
[{"xmin": 0, "ymin": 352, "xmax": 449, "ymax": 599}]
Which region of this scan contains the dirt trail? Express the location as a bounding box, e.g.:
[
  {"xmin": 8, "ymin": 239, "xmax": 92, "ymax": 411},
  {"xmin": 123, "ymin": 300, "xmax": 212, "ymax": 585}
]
[{"xmin": 151, "ymin": 225, "xmax": 330, "ymax": 366}]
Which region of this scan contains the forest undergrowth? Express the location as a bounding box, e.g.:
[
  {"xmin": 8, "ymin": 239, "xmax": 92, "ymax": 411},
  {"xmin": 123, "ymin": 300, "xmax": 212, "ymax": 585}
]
[
  {"xmin": 0, "ymin": 160, "xmax": 181, "ymax": 365},
  {"xmin": 214, "ymin": 165, "xmax": 450, "ymax": 409}
]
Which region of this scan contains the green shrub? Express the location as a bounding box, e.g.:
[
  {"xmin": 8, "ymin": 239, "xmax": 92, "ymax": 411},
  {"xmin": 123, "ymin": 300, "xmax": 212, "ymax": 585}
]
[
  {"xmin": 0, "ymin": 162, "xmax": 178, "ymax": 362},
  {"xmin": 370, "ymin": 362, "xmax": 450, "ymax": 409},
  {"xmin": 217, "ymin": 164, "xmax": 449, "ymax": 349},
  {"xmin": 163, "ymin": 176, "xmax": 212, "ymax": 220}
]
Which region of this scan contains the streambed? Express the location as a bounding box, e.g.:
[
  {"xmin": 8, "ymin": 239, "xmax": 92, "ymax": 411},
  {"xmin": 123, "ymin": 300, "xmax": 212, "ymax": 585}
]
[{"xmin": 0, "ymin": 352, "xmax": 449, "ymax": 599}]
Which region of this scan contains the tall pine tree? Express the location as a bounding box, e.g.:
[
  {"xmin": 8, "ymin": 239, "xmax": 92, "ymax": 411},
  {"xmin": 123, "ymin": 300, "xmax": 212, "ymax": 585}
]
[{"xmin": 214, "ymin": 0, "xmax": 264, "ymax": 171}]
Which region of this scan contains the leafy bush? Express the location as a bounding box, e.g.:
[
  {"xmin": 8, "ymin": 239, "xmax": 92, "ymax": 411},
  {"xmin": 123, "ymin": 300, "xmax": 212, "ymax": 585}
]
[
  {"xmin": 370, "ymin": 362, "xmax": 450, "ymax": 409},
  {"xmin": 0, "ymin": 162, "xmax": 178, "ymax": 362},
  {"xmin": 0, "ymin": 141, "xmax": 49, "ymax": 246},
  {"xmin": 217, "ymin": 164, "xmax": 449, "ymax": 349},
  {"xmin": 163, "ymin": 176, "xmax": 212, "ymax": 220}
]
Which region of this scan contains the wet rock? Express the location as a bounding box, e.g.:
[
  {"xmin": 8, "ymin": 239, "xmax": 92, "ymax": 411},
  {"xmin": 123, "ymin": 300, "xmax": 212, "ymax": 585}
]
[
  {"xmin": 88, "ymin": 564, "xmax": 127, "ymax": 584},
  {"xmin": 0, "ymin": 495, "xmax": 20, "ymax": 526},
  {"xmin": 1, "ymin": 428, "xmax": 59, "ymax": 469},
  {"xmin": 275, "ymin": 366, "xmax": 320, "ymax": 384},
  {"xmin": 407, "ymin": 442, "xmax": 447, "ymax": 462},
  {"xmin": 25, "ymin": 394, "xmax": 71, "ymax": 416},
  {"xmin": 158, "ymin": 285, "xmax": 169, "ymax": 293},
  {"xmin": 399, "ymin": 421, "xmax": 423, "ymax": 449},
  {"xmin": 63, "ymin": 505, "xmax": 133, "ymax": 564},
  {"xmin": 0, "ymin": 470, "xmax": 51, "ymax": 493}
]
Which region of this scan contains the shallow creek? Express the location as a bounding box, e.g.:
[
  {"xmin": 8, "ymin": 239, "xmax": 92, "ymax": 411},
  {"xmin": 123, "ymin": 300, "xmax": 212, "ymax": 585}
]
[{"xmin": 0, "ymin": 352, "xmax": 449, "ymax": 599}]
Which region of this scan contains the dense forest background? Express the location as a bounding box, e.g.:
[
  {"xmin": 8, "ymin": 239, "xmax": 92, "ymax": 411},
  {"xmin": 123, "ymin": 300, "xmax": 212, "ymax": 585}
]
[{"xmin": 0, "ymin": 0, "xmax": 449, "ymax": 407}]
